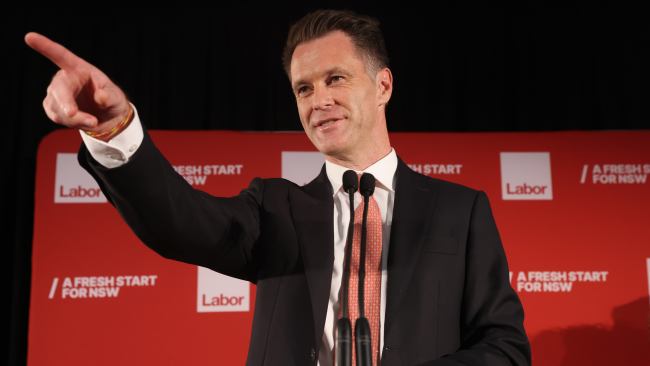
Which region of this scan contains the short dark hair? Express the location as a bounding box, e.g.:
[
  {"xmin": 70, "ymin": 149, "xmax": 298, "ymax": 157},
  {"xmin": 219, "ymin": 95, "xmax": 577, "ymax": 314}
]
[{"xmin": 282, "ymin": 9, "xmax": 389, "ymax": 79}]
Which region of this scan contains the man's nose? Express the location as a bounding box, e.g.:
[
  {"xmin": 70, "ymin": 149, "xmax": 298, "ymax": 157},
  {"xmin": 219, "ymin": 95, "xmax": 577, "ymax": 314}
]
[{"xmin": 312, "ymin": 84, "xmax": 334, "ymax": 110}]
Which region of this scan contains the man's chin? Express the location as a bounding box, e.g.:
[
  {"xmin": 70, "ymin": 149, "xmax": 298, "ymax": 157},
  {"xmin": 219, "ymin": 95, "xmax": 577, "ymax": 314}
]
[
  {"xmin": 314, "ymin": 143, "xmax": 342, "ymax": 156},
  {"xmin": 310, "ymin": 134, "xmax": 350, "ymax": 157}
]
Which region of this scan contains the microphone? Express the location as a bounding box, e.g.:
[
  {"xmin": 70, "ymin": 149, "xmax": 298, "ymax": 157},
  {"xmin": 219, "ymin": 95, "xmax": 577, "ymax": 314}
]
[
  {"xmin": 341, "ymin": 170, "xmax": 358, "ymax": 319},
  {"xmin": 356, "ymin": 173, "xmax": 375, "ymax": 366},
  {"xmin": 336, "ymin": 170, "xmax": 358, "ymax": 366}
]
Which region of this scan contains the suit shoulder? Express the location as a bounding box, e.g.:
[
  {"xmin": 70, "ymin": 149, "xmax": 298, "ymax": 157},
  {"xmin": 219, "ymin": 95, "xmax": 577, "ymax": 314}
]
[
  {"xmin": 258, "ymin": 177, "xmax": 299, "ymax": 190},
  {"xmin": 413, "ymin": 171, "xmax": 480, "ymax": 197},
  {"xmin": 247, "ymin": 177, "xmax": 301, "ymax": 198}
]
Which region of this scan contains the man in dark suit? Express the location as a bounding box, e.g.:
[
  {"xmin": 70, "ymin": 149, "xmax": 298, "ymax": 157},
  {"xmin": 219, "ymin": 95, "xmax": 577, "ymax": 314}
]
[{"xmin": 26, "ymin": 9, "xmax": 530, "ymax": 366}]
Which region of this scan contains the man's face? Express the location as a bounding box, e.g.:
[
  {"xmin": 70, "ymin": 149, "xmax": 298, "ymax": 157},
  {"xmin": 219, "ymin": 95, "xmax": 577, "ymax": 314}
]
[{"xmin": 290, "ymin": 31, "xmax": 387, "ymax": 159}]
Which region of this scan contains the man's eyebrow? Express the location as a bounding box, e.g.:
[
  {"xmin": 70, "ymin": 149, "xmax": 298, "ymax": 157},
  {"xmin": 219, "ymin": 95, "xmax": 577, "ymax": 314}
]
[
  {"xmin": 292, "ymin": 67, "xmax": 352, "ymax": 90},
  {"xmin": 326, "ymin": 67, "xmax": 350, "ymax": 76},
  {"xmin": 292, "ymin": 78, "xmax": 308, "ymax": 90}
]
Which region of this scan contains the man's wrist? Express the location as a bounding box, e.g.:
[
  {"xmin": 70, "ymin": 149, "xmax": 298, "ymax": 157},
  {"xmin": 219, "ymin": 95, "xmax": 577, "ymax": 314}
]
[
  {"xmin": 82, "ymin": 104, "xmax": 134, "ymax": 142},
  {"xmin": 78, "ymin": 103, "xmax": 144, "ymax": 169}
]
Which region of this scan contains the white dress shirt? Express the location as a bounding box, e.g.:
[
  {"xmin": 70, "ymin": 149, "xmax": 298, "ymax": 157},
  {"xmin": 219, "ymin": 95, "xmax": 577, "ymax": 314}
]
[
  {"xmin": 80, "ymin": 107, "xmax": 398, "ymax": 365},
  {"xmin": 319, "ymin": 150, "xmax": 397, "ymax": 366}
]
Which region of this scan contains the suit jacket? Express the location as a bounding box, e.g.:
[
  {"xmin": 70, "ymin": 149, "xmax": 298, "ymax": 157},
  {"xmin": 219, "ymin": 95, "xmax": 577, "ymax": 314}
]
[{"xmin": 79, "ymin": 130, "xmax": 531, "ymax": 365}]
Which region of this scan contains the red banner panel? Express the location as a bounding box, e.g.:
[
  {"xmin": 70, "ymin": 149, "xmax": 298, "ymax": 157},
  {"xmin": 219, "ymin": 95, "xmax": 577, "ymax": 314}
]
[{"xmin": 30, "ymin": 130, "xmax": 650, "ymax": 365}]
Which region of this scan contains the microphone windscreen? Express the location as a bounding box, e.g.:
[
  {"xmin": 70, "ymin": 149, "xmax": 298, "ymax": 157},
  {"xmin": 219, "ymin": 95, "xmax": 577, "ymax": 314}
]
[
  {"xmin": 359, "ymin": 173, "xmax": 376, "ymax": 196},
  {"xmin": 342, "ymin": 170, "xmax": 358, "ymax": 193}
]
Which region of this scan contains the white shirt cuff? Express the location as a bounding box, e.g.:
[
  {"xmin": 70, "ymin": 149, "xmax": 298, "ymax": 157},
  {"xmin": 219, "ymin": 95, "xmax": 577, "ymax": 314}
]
[{"xmin": 79, "ymin": 103, "xmax": 144, "ymax": 169}]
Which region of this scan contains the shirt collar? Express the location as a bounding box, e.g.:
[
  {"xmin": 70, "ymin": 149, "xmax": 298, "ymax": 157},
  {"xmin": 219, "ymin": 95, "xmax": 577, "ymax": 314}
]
[{"xmin": 325, "ymin": 148, "xmax": 398, "ymax": 196}]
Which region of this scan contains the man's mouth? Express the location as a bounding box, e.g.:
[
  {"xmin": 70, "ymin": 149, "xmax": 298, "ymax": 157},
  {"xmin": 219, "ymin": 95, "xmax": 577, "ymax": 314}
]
[{"xmin": 313, "ymin": 118, "xmax": 342, "ymax": 129}]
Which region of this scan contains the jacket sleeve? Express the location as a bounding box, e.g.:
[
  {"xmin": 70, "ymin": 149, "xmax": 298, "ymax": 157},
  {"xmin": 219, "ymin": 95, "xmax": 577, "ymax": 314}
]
[
  {"xmin": 78, "ymin": 129, "xmax": 262, "ymax": 282},
  {"xmin": 421, "ymin": 191, "xmax": 531, "ymax": 366}
]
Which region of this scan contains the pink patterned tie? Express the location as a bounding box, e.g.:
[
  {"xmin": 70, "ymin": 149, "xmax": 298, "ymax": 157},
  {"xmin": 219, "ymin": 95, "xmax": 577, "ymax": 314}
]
[{"xmin": 342, "ymin": 185, "xmax": 382, "ymax": 365}]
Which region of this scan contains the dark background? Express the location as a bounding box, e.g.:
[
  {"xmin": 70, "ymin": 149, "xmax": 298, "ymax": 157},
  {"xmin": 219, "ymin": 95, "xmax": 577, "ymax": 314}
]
[{"xmin": 3, "ymin": 5, "xmax": 648, "ymax": 365}]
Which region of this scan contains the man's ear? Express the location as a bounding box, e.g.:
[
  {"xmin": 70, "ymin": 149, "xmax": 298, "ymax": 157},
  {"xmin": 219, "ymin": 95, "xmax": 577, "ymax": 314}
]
[{"xmin": 376, "ymin": 67, "xmax": 393, "ymax": 107}]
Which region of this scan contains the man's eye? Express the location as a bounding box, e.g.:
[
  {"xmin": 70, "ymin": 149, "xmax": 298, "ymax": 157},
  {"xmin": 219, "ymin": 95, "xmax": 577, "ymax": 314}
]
[
  {"xmin": 330, "ymin": 75, "xmax": 344, "ymax": 83},
  {"xmin": 296, "ymin": 86, "xmax": 310, "ymax": 96}
]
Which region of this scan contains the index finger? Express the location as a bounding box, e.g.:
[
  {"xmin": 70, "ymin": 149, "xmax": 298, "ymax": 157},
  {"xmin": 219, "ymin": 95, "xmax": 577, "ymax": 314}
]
[{"xmin": 24, "ymin": 32, "xmax": 87, "ymax": 71}]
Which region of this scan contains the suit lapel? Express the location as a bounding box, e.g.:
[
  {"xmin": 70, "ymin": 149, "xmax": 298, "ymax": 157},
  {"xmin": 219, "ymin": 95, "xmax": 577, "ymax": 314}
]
[
  {"xmin": 289, "ymin": 165, "xmax": 334, "ymax": 347},
  {"xmin": 287, "ymin": 159, "xmax": 439, "ymax": 345},
  {"xmin": 384, "ymin": 158, "xmax": 439, "ymax": 335}
]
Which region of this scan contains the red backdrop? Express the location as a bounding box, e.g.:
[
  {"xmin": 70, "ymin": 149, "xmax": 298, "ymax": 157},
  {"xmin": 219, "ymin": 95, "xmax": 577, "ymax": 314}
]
[{"xmin": 29, "ymin": 130, "xmax": 650, "ymax": 365}]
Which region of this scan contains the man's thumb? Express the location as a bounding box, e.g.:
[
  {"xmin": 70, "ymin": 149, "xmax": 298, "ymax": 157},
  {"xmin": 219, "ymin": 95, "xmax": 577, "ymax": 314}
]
[{"xmin": 94, "ymin": 88, "xmax": 110, "ymax": 108}]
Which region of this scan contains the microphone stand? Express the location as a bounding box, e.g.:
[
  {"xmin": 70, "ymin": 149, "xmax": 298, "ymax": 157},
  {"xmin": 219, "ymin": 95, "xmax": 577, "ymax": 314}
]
[{"xmin": 335, "ymin": 170, "xmax": 358, "ymax": 366}]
